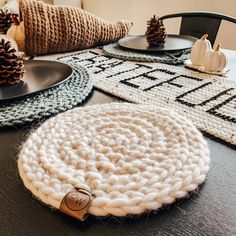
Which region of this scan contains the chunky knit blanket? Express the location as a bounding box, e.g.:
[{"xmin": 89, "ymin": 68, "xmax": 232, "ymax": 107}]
[
  {"xmin": 18, "ymin": 103, "xmax": 210, "ymax": 219},
  {"xmin": 19, "ymin": 0, "xmax": 132, "ymax": 55}
]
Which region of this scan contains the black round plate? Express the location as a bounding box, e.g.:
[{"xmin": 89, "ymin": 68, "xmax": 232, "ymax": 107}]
[
  {"xmin": 0, "ymin": 60, "xmax": 73, "ymax": 102},
  {"xmin": 118, "ymin": 34, "xmax": 197, "ymax": 52}
]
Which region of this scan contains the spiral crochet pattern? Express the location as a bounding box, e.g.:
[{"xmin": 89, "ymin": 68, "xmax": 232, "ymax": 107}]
[
  {"xmin": 103, "ymin": 43, "xmax": 190, "ymax": 64},
  {"xmin": 18, "ymin": 103, "xmax": 210, "ymax": 218},
  {"xmin": 0, "ymin": 62, "xmax": 93, "ymax": 127}
]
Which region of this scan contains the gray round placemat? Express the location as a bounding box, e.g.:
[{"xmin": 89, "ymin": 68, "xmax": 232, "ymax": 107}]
[
  {"xmin": 0, "ymin": 61, "xmax": 93, "ymax": 127},
  {"xmin": 103, "ymin": 43, "xmax": 190, "ymax": 64}
]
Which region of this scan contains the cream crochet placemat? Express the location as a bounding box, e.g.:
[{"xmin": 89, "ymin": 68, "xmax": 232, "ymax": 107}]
[
  {"xmin": 18, "ymin": 103, "xmax": 210, "ymax": 218},
  {"xmin": 57, "ymin": 49, "xmax": 236, "ymax": 146}
]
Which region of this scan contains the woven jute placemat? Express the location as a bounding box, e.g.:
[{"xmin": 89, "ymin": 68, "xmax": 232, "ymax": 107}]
[
  {"xmin": 0, "ymin": 62, "xmax": 93, "ymax": 127},
  {"xmin": 57, "ymin": 49, "xmax": 236, "ymax": 146},
  {"xmin": 18, "ymin": 103, "xmax": 210, "ymax": 219}
]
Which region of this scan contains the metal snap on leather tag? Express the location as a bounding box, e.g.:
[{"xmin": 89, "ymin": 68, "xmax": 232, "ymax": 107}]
[{"xmin": 59, "ymin": 188, "xmax": 94, "ymax": 221}]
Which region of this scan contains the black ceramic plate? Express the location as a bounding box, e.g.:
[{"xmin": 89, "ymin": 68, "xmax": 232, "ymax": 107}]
[
  {"xmin": 0, "ymin": 60, "xmax": 73, "ymax": 102},
  {"xmin": 118, "ymin": 34, "xmax": 197, "ymax": 52}
]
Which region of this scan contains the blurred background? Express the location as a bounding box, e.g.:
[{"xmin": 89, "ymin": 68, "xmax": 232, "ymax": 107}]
[{"xmin": 22, "ymin": 0, "xmax": 236, "ymax": 50}]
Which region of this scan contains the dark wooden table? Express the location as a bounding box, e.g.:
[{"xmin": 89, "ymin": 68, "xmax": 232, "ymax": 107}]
[{"xmin": 0, "ymin": 50, "xmax": 236, "ymax": 236}]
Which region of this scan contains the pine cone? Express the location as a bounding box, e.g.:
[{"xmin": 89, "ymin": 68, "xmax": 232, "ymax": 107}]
[
  {"xmin": 0, "ymin": 38, "xmax": 25, "ymax": 86},
  {"xmin": 145, "ymin": 15, "xmax": 167, "ymax": 47},
  {"xmin": 0, "ymin": 9, "xmax": 14, "ymax": 34}
]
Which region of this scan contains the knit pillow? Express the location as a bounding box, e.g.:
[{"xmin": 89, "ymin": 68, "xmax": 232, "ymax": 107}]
[{"xmin": 8, "ymin": 0, "xmax": 133, "ymax": 55}]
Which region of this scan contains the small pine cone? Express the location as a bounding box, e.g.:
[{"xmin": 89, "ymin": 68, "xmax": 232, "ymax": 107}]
[
  {"xmin": 145, "ymin": 15, "xmax": 167, "ymax": 47},
  {"xmin": 0, "ymin": 9, "xmax": 14, "ymax": 34},
  {"xmin": 0, "ymin": 38, "xmax": 25, "ymax": 86}
]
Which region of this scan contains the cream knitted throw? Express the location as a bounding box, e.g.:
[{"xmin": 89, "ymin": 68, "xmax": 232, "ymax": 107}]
[
  {"xmin": 18, "ymin": 103, "xmax": 210, "ymax": 218},
  {"xmin": 19, "ymin": 0, "xmax": 132, "ymax": 55}
]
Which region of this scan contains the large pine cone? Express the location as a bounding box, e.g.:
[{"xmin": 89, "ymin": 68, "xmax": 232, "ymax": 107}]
[
  {"xmin": 0, "ymin": 9, "xmax": 14, "ymax": 34},
  {"xmin": 145, "ymin": 15, "xmax": 167, "ymax": 47},
  {"xmin": 0, "ymin": 38, "xmax": 24, "ymax": 86}
]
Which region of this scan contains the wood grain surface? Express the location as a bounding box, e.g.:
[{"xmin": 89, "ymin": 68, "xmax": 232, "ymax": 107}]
[{"xmin": 0, "ymin": 89, "xmax": 236, "ymax": 236}]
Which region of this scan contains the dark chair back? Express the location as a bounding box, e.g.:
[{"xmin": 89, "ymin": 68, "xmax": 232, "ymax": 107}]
[{"xmin": 159, "ymin": 12, "xmax": 236, "ymax": 45}]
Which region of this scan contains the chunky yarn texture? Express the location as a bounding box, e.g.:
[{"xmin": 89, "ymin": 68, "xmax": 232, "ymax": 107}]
[
  {"xmin": 0, "ymin": 62, "xmax": 93, "ymax": 127},
  {"xmin": 18, "ymin": 103, "xmax": 210, "ymax": 217},
  {"xmin": 19, "ymin": 0, "xmax": 132, "ymax": 55}
]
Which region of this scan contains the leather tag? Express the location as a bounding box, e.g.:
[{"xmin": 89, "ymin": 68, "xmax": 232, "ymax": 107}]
[{"xmin": 59, "ymin": 188, "xmax": 94, "ymax": 221}]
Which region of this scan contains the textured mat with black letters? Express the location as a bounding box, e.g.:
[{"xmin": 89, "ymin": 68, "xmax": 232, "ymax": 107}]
[{"xmin": 58, "ymin": 49, "xmax": 236, "ymax": 146}]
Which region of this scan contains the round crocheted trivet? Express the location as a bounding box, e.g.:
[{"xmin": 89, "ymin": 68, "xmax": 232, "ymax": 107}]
[
  {"xmin": 103, "ymin": 43, "xmax": 190, "ymax": 64},
  {"xmin": 18, "ymin": 103, "xmax": 210, "ymax": 218},
  {"xmin": 0, "ymin": 62, "xmax": 93, "ymax": 127}
]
